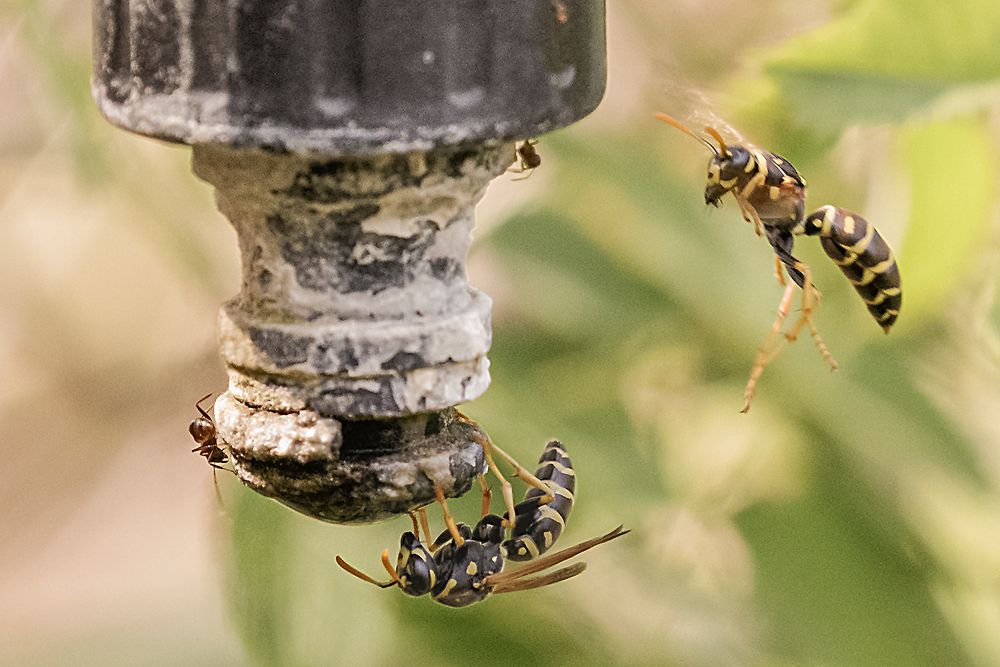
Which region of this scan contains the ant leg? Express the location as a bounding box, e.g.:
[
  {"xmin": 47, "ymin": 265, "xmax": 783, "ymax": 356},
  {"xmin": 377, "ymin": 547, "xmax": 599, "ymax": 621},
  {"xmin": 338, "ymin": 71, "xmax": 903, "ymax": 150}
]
[
  {"xmin": 784, "ymin": 262, "xmax": 838, "ymax": 371},
  {"xmin": 507, "ymin": 148, "xmax": 527, "ymax": 174},
  {"xmin": 434, "ymin": 485, "xmax": 465, "ymax": 546},
  {"xmin": 211, "ymin": 469, "xmax": 225, "ymax": 510},
  {"xmin": 194, "ymin": 393, "xmax": 214, "ymax": 421},
  {"xmin": 478, "ymin": 474, "xmax": 492, "ymax": 518},
  {"xmin": 742, "ymin": 283, "xmax": 795, "ymax": 413}
]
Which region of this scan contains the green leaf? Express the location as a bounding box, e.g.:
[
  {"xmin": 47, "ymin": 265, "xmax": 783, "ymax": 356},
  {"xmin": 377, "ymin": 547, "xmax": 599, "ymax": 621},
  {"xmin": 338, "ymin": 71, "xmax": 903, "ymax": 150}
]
[{"xmin": 897, "ymin": 116, "xmax": 997, "ymax": 325}]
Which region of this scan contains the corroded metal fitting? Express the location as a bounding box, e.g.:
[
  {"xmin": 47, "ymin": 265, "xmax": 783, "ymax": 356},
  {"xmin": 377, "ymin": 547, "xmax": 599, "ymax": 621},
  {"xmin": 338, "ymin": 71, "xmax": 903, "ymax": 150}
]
[
  {"xmin": 215, "ymin": 398, "xmax": 485, "ymax": 523},
  {"xmin": 192, "ymin": 143, "xmax": 505, "ymax": 521},
  {"xmin": 91, "ymin": 0, "xmax": 607, "ymax": 523}
]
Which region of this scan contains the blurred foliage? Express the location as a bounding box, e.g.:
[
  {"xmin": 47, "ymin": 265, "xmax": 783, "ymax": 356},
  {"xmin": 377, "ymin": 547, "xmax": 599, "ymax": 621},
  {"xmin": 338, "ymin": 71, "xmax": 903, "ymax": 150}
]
[
  {"xmin": 4, "ymin": 1, "xmax": 1000, "ymax": 666},
  {"xmin": 900, "ymin": 118, "xmax": 997, "ymax": 320},
  {"xmin": 764, "ymin": 0, "xmax": 1000, "ymax": 129},
  {"xmin": 226, "ymin": 1, "xmax": 1000, "ymax": 665}
]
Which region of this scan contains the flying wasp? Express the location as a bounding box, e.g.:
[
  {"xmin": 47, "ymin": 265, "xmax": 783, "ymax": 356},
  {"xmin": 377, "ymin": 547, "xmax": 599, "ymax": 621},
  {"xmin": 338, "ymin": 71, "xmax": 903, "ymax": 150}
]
[
  {"xmin": 655, "ymin": 113, "xmax": 901, "ymax": 412},
  {"xmin": 335, "ymin": 437, "xmax": 629, "ymax": 607}
]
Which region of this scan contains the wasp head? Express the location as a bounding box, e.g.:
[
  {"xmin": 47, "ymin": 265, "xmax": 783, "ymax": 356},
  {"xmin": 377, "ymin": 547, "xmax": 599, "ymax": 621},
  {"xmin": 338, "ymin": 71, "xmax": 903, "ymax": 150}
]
[
  {"xmin": 654, "ymin": 113, "xmax": 754, "ymax": 208},
  {"xmin": 705, "ymin": 145, "xmax": 751, "ymax": 206},
  {"xmin": 395, "ymin": 532, "xmax": 438, "ymax": 596}
]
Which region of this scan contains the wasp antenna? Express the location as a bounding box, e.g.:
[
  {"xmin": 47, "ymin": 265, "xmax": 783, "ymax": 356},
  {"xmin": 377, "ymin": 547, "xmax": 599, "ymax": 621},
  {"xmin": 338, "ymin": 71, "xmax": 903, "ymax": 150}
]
[
  {"xmin": 654, "ymin": 112, "xmax": 719, "ymax": 156},
  {"xmin": 336, "ymin": 555, "xmax": 398, "ymax": 588},
  {"xmin": 703, "ymin": 126, "xmax": 729, "ymax": 156},
  {"xmin": 380, "ymin": 549, "xmax": 401, "ymax": 583}
]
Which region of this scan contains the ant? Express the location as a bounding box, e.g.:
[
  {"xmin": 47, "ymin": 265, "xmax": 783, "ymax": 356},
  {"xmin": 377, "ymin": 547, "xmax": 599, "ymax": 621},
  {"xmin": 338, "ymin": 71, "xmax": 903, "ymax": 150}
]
[
  {"xmin": 510, "ymin": 140, "xmax": 541, "ymax": 180},
  {"xmin": 188, "ymin": 393, "xmax": 232, "ymax": 505}
]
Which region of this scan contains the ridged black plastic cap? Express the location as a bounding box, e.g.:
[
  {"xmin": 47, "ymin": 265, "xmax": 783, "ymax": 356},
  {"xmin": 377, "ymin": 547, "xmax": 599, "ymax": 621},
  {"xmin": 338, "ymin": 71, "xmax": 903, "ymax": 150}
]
[{"xmin": 92, "ymin": 0, "xmax": 607, "ymax": 155}]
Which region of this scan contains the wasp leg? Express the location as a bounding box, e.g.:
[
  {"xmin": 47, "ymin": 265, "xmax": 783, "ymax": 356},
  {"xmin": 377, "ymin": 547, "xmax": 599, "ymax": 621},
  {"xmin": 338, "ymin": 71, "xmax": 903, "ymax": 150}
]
[
  {"xmin": 416, "ymin": 508, "xmax": 434, "ymax": 549},
  {"xmin": 737, "ymin": 175, "xmax": 767, "ymax": 237},
  {"xmin": 471, "ymin": 433, "xmax": 518, "ymax": 531},
  {"xmin": 733, "ymin": 192, "xmax": 764, "ymax": 237},
  {"xmin": 407, "ymin": 510, "xmax": 421, "ymax": 538},
  {"xmin": 453, "ymin": 411, "xmax": 553, "ymax": 529},
  {"xmin": 783, "ymin": 262, "xmax": 838, "ymax": 372},
  {"xmin": 453, "ymin": 411, "xmax": 518, "ymax": 527},
  {"xmin": 742, "ymin": 283, "xmax": 796, "ymax": 413},
  {"xmin": 774, "ymin": 256, "xmax": 787, "ymax": 287},
  {"xmin": 478, "ymin": 474, "xmax": 493, "ymax": 518},
  {"xmin": 469, "ymin": 431, "xmax": 553, "ymax": 533},
  {"xmin": 490, "ymin": 441, "xmax": 553, "ymax": 502},
  {"xmin": 434, "ymin": 485, "xmax": 466, "ymax": 546}
]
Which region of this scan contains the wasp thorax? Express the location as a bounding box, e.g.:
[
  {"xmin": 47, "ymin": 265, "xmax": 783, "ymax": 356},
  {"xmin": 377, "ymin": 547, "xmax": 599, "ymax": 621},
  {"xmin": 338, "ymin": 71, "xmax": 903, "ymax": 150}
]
[{"xmin": 189, "ymin": 417, "xmax": 215, "ymax": 444}]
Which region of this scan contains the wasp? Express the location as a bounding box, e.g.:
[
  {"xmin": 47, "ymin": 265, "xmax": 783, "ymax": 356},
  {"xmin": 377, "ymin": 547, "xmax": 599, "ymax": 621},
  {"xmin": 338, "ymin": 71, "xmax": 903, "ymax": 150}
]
[
  {"xmin": 336, "ymin": 438, "xmax": 629, "ymax": 607},
  {"xmin": 655, "ymin": 113, "xmax": 901, "ymax": 412},
  {"xmin": 509, "ymin": 139, "xmax": 541, "ymax": 179}
]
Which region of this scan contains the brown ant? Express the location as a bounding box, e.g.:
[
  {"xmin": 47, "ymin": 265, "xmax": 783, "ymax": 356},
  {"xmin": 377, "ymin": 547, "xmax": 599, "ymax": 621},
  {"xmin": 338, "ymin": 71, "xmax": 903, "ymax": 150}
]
[
  {"xmin": 189, "ymin": 393, "xmax": 229, "ymax": 468},
  {"xmin": 189, "ymin": 393, "xmax": 232, "ymax": 505},
  {"xmin": 510, "ymin": 140, "xmax": 541, "ymax": 180}
]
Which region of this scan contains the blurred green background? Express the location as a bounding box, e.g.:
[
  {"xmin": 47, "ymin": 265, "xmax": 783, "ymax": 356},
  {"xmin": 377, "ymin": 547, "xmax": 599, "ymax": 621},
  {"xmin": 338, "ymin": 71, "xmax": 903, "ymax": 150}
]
[{"xmin": 3, "ymin": 1, "xmax": 1000, "ymax": 665}]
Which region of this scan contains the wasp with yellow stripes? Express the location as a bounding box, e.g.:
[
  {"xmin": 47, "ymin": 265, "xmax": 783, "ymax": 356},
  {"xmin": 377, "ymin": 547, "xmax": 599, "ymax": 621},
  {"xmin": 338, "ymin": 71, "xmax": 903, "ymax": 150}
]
[
  {"xmin": 655, "ymin": 113, "xmax": 901, "ymax": 413},
  {"xmin": 336, "ymin": 437, "xmax": 628, "ymax": 607}
]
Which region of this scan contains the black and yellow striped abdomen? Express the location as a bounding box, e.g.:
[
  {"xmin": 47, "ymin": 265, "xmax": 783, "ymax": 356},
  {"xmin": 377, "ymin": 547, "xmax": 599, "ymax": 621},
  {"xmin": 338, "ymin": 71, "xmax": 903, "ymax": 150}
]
[
  {"xmin": 803, "ymin": 206, "xmax": 901, "ymax": 332},
  {"xmin": 503, "ymin": 440, "xmax": 576, "ymax": 562}
]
